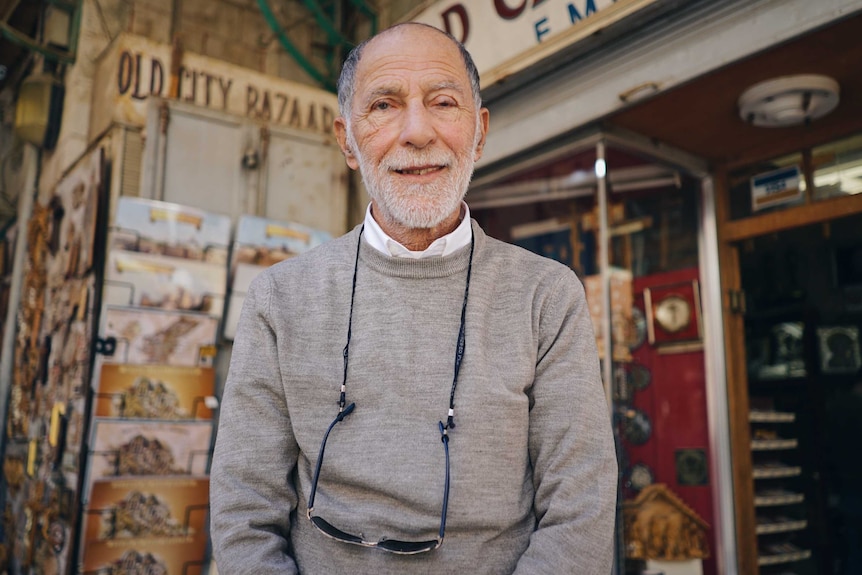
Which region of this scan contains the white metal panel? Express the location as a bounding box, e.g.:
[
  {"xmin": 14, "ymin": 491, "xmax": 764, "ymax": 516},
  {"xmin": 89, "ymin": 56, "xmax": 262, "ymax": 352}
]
[
  {"xmin": 139, "ymin": 99, "xmax": 350, "ymax": 235},
  {"xmin": 480, "ymin": 0, "xmax": 862, "ymax": 168},
  {"xmin": 161, "ymin": 106, "xmax": 252, "ymax": 220},
  {"xmin": 263, "ymin": 127, "xmax": 348, "ymax": 237}
]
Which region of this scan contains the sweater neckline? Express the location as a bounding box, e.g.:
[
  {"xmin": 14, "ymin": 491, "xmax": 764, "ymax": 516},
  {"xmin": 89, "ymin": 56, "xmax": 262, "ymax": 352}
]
[{"xmin": 356, "ymin": 221, "xmax": 484, "ymax": 279}]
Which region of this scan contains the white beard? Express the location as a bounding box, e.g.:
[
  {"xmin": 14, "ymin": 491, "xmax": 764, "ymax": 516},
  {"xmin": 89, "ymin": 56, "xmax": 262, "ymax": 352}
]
[{"xmin": 347, "ymin": 122, "xmax": 480, "ymax": 229}]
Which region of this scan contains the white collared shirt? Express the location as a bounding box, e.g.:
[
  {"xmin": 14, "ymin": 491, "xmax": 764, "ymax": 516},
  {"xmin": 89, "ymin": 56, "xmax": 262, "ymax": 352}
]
[{"xmin": 363, "ymin": 202, "xmax": 472, "ymax": 258}]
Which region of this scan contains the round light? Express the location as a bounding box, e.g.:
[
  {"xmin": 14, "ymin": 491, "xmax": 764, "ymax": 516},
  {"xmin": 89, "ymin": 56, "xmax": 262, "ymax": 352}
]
[
  {"xmin": 738, "ymin": 74, "xmax": 840, "ymax": 128},
  {"xmin": 595, "ymin": 158, "xmax": 607, "ymax": 179}
]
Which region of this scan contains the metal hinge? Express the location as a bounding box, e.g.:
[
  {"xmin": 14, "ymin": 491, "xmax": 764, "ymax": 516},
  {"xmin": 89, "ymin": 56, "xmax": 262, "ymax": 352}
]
[{"xmin": 728, "ymin": 289, "xmax": 747, "ymax": 314}]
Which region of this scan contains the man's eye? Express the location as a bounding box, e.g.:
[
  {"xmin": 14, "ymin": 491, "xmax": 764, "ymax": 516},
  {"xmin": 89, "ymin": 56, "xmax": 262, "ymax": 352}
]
[{"xmin": 372, "ymin": 101, "xmax": 391, "ymax": 111}]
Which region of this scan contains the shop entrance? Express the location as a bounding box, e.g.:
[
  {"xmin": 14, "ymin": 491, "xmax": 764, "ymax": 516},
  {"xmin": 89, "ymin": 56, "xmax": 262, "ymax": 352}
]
[
  {"xmin": 720, "ymin": 134, "xmax": 862, "ymax": 575},
  {"xmin": 734, "ymin": 213, "xmax": 862, "ymax": 575}
]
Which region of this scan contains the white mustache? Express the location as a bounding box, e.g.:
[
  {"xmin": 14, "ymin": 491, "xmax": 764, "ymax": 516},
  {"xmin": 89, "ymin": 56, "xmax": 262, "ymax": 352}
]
[{"xmin": 384, "ymin": 149, "xmax": 454, "ymax": 171}]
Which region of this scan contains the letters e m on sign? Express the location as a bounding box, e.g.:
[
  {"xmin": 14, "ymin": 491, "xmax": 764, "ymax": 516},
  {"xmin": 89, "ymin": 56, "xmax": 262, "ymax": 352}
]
[{"xmin": 751, "ymin": 165, "xmax": 803, "ymax": 212}]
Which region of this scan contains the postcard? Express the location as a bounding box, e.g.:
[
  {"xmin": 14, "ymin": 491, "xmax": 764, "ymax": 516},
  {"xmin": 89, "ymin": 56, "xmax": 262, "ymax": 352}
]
[
  {"xmin": 83, "ymin": 476, "xmax": 209, "ymax": 542},
  {"xmin": 85, "ymin": 419, "xmax": 212, "ymax": 501},
  {"xmin": 81, "ymin": 535, "xmax": 208, "ymax": 575},
  {"xmin": 98, "ymin": 307, "xmax": 219, "ymax": 368},
  {"xmin": 103, "ymin": 250, "xmax": 227, "ymax": 317},
  {"xmin": 94, "ymin": 364, "xmax": 215, "ymax": 420},
  {"xmin": 223, "ymin": 215, "xmax": 332, "ymax": 339},
  {"xmin": 110, "ymin": 196, "xmax": 231, "ymax": 265},
  {"xmin": 233, "ymin": 214, "xmax": 332, "ymax": 266}
]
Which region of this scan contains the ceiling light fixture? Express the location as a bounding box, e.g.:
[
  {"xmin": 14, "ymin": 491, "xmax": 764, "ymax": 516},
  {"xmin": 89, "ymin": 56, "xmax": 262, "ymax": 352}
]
[{"xmin": 738, "ymin": 74, "xmax": 840, "ymax": 128}]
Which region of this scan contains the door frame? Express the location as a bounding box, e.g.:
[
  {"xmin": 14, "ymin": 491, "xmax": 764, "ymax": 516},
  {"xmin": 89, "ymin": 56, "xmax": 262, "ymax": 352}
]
[{"xmin": 715, "ymin": 168, "xmax": 862, "ymax": 574}]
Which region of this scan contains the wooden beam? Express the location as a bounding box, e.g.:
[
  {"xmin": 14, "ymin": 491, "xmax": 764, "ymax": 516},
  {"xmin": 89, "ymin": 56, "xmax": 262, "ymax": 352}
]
[
  {"xmin": 722, "ymin": 193, "xmax": 862, "ymax": 242},
  {"xmin": 715, "ymin": 168, "xmax": 760, "ymax": 575}
]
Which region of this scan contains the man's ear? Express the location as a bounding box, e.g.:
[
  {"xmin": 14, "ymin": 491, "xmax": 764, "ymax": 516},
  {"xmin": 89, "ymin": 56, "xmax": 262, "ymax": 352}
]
[
  {"xmin": 334, "ymin": 117, "xmax": 359, "ymax": 170},
  {"xmin": 473, "ymin": 108, "xmax": 490, "ymax": 162}
]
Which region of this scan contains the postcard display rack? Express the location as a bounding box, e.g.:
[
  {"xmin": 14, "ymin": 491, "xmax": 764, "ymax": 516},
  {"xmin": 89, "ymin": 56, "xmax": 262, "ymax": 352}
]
[
  {"xmin": 71, "ymin": 196, "xmax": 231, "ymax": 575},
  {"xmin": 86, "ymin": 200, "xmax": 331, "ymax": 574}
]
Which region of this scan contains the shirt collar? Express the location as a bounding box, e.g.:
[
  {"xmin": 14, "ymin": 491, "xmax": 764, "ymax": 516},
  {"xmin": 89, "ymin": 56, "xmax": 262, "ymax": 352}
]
[{"xmin": 363, "ymin": 202, "xmax": 472, "ymax": 259}]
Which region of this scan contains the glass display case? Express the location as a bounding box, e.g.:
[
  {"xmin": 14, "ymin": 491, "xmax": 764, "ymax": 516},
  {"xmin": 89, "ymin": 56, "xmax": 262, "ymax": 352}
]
[{"xmin": 470, "ymin": 141, "xmax": 718, "ymax": 575}]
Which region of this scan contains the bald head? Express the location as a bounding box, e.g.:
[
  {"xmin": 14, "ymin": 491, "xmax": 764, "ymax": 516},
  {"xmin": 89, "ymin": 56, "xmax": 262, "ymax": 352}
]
[{"xmin": 337, "ymin": 23, "xmax": 482, "ymax": 119}]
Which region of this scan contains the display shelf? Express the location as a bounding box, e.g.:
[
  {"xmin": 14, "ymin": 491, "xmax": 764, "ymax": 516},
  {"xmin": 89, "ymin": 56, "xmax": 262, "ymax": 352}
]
[
  {"xmin": 752, "ymin": 368, "xmax": 808, "ymax": 381},
  {"xmin": 757, "ymin": 546, "xmax": 812, "ymax": 566},
  {"xmin": 748, "ymin": 377, "xmax": 808, "ymax": 386},
  {"xmin": 749, "ymin": 410, "xmax": 796, "ymax": 423},
  {"xmin": 751, "ymin": 438, "xmax": 798, "ymax": 450},
  {"xmin": 754, "ymin": 490, "xmax": 805, "ymax": 507},
  {"xmin": 752, "ymin": 463, "xmax": 802, "ymax": 479},
  {"xmin": 755, "ymin": 516, "xmax": 808, "ymax": 535}
]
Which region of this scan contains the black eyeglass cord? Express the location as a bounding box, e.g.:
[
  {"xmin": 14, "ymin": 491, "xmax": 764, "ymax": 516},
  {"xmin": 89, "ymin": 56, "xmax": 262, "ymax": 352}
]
[
  {"xmin": 340, "ymin": 225, "xmax": 474, "ymax": 437},
  {"xmin": 338, "ymin": 224, "xmax": 365, "ymax": 414},
  {"xmin": 444, "ymin": 235, "xmax": 474, "ymax": 434}
]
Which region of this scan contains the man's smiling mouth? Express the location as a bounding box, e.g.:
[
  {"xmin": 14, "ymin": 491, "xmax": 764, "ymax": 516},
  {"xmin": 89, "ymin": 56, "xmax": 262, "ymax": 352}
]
[{"xmin": 394, "ymin": 166, "xmax": 445, "ymax": 175}]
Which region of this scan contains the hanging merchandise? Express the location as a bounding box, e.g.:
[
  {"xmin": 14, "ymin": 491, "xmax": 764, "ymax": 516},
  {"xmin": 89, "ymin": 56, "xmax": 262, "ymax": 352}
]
[{"xmin": 2, "ymin": 147, "xmax": 106, "ymax": 575}]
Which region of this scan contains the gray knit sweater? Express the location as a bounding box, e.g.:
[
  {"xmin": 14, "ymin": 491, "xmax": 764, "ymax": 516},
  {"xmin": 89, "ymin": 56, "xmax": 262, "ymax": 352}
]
[{"xmin": 210, "ymin": 221, "xmax": 617, "ymax": 574}]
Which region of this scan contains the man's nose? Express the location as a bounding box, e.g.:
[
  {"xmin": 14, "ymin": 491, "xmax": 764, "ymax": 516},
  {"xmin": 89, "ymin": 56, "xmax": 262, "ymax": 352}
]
[{"xmin": 399, "ymin": 102, "xmax": 436, "ymax": 149}]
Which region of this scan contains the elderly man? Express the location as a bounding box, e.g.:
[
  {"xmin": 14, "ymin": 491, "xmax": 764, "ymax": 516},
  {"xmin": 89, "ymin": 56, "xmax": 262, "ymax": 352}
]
[{"xmin": 210, "ymin": 22, "xmax": 617, "ymax": 574}]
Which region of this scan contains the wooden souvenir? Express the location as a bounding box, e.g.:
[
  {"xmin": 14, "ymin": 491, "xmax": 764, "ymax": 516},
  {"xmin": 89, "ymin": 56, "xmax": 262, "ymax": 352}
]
[
  {"xmin": 644, "ymin": 280, "xmax": 703, "ymax": 352},
  {"xmin": 584, "ymin": 269, "xmax": 634, "ymax": 362},
  {"xmin": 623, "ymin": 483, "xmax": 710, "ymax": 561}
]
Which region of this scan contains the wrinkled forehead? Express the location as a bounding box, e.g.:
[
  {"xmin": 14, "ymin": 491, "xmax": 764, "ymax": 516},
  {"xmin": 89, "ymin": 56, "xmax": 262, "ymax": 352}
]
[{"xmin": 355, "ymin": 26, "xmax": 470, "ymax": 94}]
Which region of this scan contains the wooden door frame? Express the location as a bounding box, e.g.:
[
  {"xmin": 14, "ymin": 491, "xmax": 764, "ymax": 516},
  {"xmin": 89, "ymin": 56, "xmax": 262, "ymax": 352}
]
[{"xmin": 716, "ymin": 173, "xmax": 862, "ymax": 574}]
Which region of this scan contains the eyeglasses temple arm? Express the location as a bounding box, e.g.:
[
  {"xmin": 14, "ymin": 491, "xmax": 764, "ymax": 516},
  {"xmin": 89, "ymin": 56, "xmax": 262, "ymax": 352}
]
[
  {"xmin": 438, "ymin": 421, "xmax": 451, "ymax": 543},
  {"xmin": 308, "ymin": 403, "xmax": 356, "ymax": 515}
]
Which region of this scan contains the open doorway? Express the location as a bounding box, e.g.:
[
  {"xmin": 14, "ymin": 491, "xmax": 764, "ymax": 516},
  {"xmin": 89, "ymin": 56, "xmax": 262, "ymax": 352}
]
[{"xmin": 736, "ymin": 212, "xmax": 862, "ymax": 575}]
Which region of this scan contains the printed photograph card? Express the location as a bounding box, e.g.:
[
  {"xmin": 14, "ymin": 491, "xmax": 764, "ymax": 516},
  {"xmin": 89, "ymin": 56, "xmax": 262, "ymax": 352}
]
[
  {"xmin": 224, "ymin": 215, "xmax": 332, "ymax": 339},
  {"xmin": 817, "ymin": 325, "xmax": 862, "ymax": 374},
  {"xmin": 103, "ymin": 250, "xmax": 227, "ymax": 318},
  {"xmin": 98, "ymin": 307, "xmax": 219, "ymax": 368},
  {"xmin": 94, "ymin": 364, "xmax": 215, "ymax": 420},
  {"xmin": 85, "ymin": 420, "xmax": 212, "ymax": 501},
  {"xmin": 232, "ymin": 214, "xmax": 332, "ymax": 268},
  {"xmin": 83, "ymin": 476, "xmax": 210, "ymax": 543},
  {"xmin": 110, "ymin": 197, "xmax": 231, "ymax": 265},
  {"xmin": 81, "ymin": 535, "xmax": 208, "ymax": 575}
]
